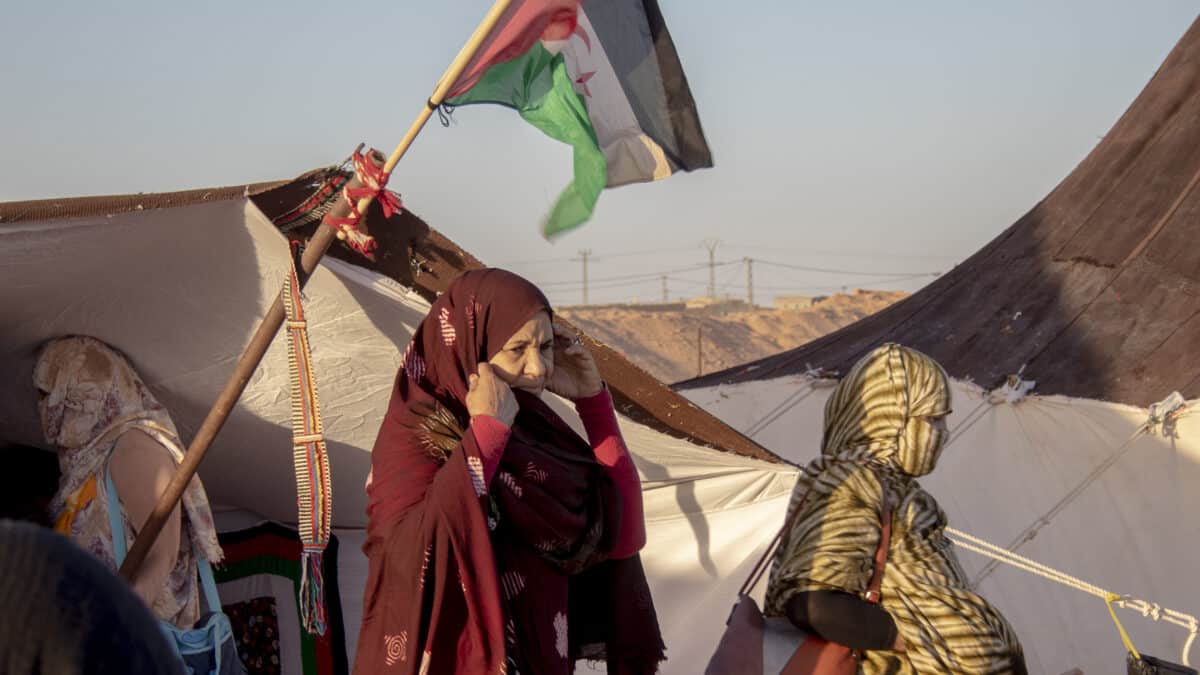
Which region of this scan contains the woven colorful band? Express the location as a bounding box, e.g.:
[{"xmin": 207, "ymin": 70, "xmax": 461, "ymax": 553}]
[
  {"xmin": 283, "ymin": 256, "xmax": 334, "ymax": 635},
  {"xmin": 275, "ymin": 171, "xmax": 351, "ymax": 233}
]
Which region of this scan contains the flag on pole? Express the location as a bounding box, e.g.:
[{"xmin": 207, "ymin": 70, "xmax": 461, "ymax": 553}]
[{"xmin": 446, "ymin": 0, "xmax": 713, "ymax": 238}]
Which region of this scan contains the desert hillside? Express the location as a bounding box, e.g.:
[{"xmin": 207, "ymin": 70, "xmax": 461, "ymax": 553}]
[{"xmin": 559, "ymin": 290, "xmax": 905, "ymax": 384}]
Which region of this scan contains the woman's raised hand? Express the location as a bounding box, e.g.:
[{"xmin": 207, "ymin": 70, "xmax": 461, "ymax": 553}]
[
  {"xmin": 546, "ymin": 324, "xmax": 603, "ymax": 401},
  {"xmin": 466, "ymin": 363, "xmax": 518, "ymax": 427}
]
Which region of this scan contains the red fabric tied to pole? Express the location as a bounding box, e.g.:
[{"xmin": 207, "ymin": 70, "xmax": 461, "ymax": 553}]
[{"xmin": 323, "ymin": 147, "xmax": 403, "ymax": 256}]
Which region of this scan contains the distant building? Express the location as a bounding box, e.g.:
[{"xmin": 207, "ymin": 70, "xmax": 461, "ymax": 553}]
[
  {"xmin": 684, "ymin": 297, "xmax": 751, "ymax": 314},
  {"xmin": 775, "ymin": 295, "xmax": 828, "ymax": 311},
  {"xmin": 558, "ymin": 301, "xmax": 686, "ymax": 312}
]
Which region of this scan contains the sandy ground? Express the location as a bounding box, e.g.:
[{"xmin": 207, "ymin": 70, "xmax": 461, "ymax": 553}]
[{"xmin": 559, "ymin": 290, "xmax": 905, "ymax": 383}]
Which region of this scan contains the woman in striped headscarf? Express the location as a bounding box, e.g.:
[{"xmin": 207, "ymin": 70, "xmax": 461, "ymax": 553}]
[{"xmin": 764, "ymin": 343, "xmax": 1026, "ymax": 674}]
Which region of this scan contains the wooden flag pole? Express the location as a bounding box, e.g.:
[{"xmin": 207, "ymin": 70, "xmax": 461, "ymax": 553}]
[{"xmin": 120, "ymin": 0, "xmax": 515, "ymax": 581}]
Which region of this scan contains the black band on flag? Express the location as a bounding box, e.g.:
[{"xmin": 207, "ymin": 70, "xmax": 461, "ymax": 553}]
[{"xmin": 640, "ymin": 0, "xmax": 713, "ymax": 171}]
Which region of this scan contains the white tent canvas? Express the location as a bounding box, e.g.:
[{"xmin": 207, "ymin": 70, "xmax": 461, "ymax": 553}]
[{"xmin": 0, "ymin": 195, "xmax": 797, "ymax": 674}]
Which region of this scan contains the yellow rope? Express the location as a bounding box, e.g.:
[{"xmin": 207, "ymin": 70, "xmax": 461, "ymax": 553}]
[
  {"xmin": 1107, "ymin": 592, "xmax": 1141, "ymax": 660},
  {"xmin": 946, "ymin": 526, "xmax": 1198, "ymax": 665}
]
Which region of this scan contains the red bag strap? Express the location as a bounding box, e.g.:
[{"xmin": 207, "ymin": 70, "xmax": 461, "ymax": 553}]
[
  {"xmin": 738, "ymin": 463, "xmax": 894, "ymax": 601},
  {"xmin": 738, "ymin": 482, "xmax": 813, "ymax": 596},
  {"xmin": 863, "ymin": 466, "xmax": 892, "ymax": 604}
]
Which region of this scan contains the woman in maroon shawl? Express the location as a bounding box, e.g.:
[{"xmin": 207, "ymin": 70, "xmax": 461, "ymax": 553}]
[{"xmin": 355, "ymin": 269, "xmax": 664, "ymax": 675}]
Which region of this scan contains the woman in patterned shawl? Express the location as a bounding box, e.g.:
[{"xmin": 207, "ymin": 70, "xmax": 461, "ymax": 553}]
[
  {"xmin": 34, "ymin": 335, "xmax": 224, "ymax": 627},
  {"xmin": 764, "ymin": 343, "xmax": 1027, "ymax": 674},
  {"xmin": 355, "ymin": 268, "xmax": 663, "ymax": 675}
]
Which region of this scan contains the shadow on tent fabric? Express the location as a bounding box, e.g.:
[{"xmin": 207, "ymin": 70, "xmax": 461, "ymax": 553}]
[
  {"xmin": 223, "ymin": 227, "xmax": 432, "ymax": 528},
  {"xmin": 634, "ymin": 452, "xmax": 718, "ymax": 578},
  {"xmin": 332, "ymin": 264, "xmax": 432, "ymax": 357},
  {"xmin": 0, "ymin": 197, "xmax": 276, "ymax": 453}
]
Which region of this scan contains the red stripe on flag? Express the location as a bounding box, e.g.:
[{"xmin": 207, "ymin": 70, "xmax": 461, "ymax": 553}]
[{"xmin": 448, "ymin": 0, "xmax": 580, "ymax": 98}]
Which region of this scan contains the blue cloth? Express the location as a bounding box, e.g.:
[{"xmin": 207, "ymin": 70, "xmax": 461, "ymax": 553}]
[{"xmin": 106, "ymin": 465, "xmax": 245, "ymax": 675}]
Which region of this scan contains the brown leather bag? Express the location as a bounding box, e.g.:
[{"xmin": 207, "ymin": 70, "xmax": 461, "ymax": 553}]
[{"xmin": 705, "ymin": 468, "xmax": 893, "ymax": 675}]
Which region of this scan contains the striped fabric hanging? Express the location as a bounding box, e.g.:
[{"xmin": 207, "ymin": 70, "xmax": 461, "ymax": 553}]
[{"xmin": 283, "ymin": 256, "xmax": 334, "ymax": 636}]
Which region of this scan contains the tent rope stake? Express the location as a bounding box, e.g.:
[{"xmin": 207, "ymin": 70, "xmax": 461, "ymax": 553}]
[{"xmin": 118, "ymin": 0, "xmax": 517, "ymax": 583}]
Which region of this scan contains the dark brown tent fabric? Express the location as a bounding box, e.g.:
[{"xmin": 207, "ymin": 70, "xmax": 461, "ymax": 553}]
[
  {"xmin": 0, "ymin": 172, "xmax": 781, "ymax": 464},
  {"xmin": 678, "ymin": 17, "xmax": 1200, "ymax": 409}
]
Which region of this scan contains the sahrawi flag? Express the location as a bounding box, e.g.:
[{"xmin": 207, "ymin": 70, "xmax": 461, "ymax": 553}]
[{"xmin": 447, "ymin": 0, "xmax": 713, "ymax": 238}]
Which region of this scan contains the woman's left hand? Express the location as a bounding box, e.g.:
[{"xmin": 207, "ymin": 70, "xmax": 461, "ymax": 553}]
[{"xmin": 547, "ymin": 324, "xmax": 603, "ymax": 400}]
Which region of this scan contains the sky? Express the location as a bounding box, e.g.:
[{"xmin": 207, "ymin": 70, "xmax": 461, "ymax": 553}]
[{"xmin": 2, "ymin": 1, "xmax": 1196, "ymax": 306}]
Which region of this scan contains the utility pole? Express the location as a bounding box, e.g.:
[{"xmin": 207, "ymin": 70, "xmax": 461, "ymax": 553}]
[
  {"xmin": 744, "ymin": 257, "xmax": 754, "ymax": 307},
  {"xmin": 661, "ymin": 275, "xmax": 668, "ymax": 303},
  {"xmin": 696, "ymin": 324, "xmax": 703, "ymax": 377},
  {"xmin": 702, "ymin": 238, "xmax": 720, "ymax": 299},
  {"xmin": 574, "ymin": 249, "xmax": 592, "ymax": 305}
]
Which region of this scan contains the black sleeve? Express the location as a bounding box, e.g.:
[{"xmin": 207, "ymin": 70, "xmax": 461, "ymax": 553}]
[{"xmin": 785, "ymin": 590, "xmax": 898, "ymax": 650}]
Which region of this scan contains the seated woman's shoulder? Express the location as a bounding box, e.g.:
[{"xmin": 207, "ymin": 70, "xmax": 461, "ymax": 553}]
[{"xmin": 111, "ymin": 429, "xmax": 174, "ymax": 468}]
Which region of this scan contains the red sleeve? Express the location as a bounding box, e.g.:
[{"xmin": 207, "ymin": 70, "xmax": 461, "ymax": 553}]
[
  {"xmin": 469, "ymin": 415, "xmax": 512, "ymax": 484},
  {"xmin": 574, "ymin": 386, "xmax": 646, "ymax": 558}
]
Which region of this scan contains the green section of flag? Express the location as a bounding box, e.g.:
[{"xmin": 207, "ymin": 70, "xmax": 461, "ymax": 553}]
[{"xmin": 449, "ymin": 42, "xmax": 607, "ymax": 239}]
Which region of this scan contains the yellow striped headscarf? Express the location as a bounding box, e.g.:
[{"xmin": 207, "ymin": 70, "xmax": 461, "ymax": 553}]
[
  {"xmin": 766, "ymin": 345, "xmax": 1028, "ymax": 672},
  {"xmin": 821, "ymin": 343, "xmax": 951, "ymax": 477}
]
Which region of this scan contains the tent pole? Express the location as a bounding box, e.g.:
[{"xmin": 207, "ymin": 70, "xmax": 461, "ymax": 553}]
[{"xmin": 119, "ymin": 0, "xmax": 515, "ymax": 582}]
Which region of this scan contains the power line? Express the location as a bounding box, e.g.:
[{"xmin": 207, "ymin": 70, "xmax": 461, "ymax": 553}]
[
  {"xmin": 540, "ymin": 275, "xmax": 693, "ymax": 293},
  {"xmin": 592, "ymin": 245, "xmax": 699, "ymax": 261},
  {"xmin": 745, "ymin": 257, "xmax": 754, "ymax": 306},
  {"xmin": 537, "ymin": 258, "xmax": 940, "ymax": 304},
  {"xmin": 703, "ymin": 238, "xmax": 721, "ymax": 298},
  {"xmin": 723, "ymin": 243, "xmax": 961, "ymax": 261},
  {"xmin": 751, "ymin": 273, "xmax": 938, "ymax": 292},
  {"xmin": 547, "ymin": 275, "xmax": 666, "ymax": 293},
  {"xmin": 574, "ymin": 249, "xmax": 592, "ymax": 305},
  {"xmin": 542, "ymin": 276, "xmax": 687, "ymax": 298},
  {"xmin": 495, "ymin": 257, "xmax": 573, "ymax": 267},
  {"xmin": 545, "ymin": 273, "xmax": 934, "ymax": 305},
  {"xmin": 753, "ymin": 258, "xmax": 940, "ymax": 277},
  {"xmin": 496, "ymin": 243, "xmax": 961, "ymax": 268},
  {"xmin": 664, "ymin": 276, "xmax": 708, "ymax": 286},
  {"xmin": 496, "ymin": 245, "xmax": 699, "ymax": 267},
  {"xmin": 542, "ymin": 269, "xmax": 936, "ymax": 297},
  {"xmin": 534, "ymin": 261, "xmax": 738, "ymax": 288},
  {"xmin": 714, "ymin": 262, "xmax": 743, "ymax": 297}
]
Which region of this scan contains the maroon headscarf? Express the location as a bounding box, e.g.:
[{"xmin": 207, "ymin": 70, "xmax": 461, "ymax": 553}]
[{"xmin": 355, "ymin": 269, "xmax": 664, "ymax": 675}]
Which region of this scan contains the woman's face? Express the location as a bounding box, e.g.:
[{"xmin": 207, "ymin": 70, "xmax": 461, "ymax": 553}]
[{"xmin": 487, "ymin": 311, "xmax": 554, "ymax": 395}]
